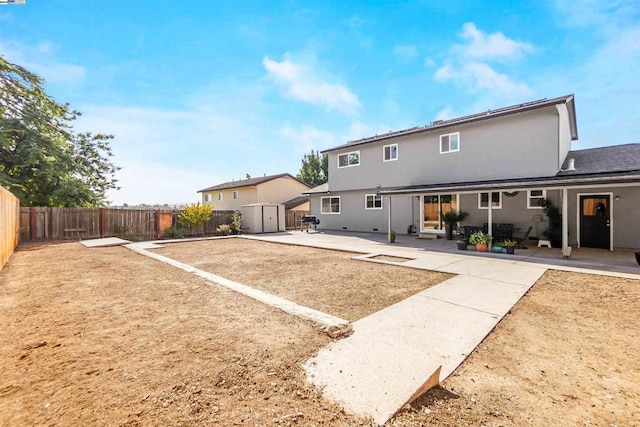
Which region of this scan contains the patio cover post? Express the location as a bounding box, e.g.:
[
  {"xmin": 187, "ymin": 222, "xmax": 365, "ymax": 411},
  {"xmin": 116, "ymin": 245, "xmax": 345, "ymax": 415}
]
[
  {"xmin": 562, "ymin": 187, "xmax": 569, "ymax": 250},
  {"xmin": 487, "ymin": 193, "xmax": 493, "ymax": 238},
  {"xmin": 387, "ymin": 196, "xmax": 392, "ymax": 240}
]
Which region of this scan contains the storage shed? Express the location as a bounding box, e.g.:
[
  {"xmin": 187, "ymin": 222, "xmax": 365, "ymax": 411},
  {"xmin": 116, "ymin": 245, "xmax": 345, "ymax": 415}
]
[{"xmin": 240, "ymin": 203, "xmax": 285, "ymax": 234}]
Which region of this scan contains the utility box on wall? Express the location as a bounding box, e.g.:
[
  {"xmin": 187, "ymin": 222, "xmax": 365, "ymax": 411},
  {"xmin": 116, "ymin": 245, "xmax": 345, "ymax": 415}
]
[{"xmin": 240, "ymin": 203, "xmax": 285, "ymax": 234}]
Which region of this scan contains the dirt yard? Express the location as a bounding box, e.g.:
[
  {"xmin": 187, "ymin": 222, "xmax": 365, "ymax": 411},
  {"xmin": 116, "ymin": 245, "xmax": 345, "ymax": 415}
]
[{"xmin": 0, "ymin": 239, "xmax": 639, "ymax": 426}]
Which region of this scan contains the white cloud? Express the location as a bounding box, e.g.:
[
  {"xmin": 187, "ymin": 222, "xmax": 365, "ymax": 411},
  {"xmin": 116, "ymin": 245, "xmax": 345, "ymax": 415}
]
[
  {"xmin": 0, "ymin": 40, "xmax": 86, "ymax": 85},
  {"xmin": 263, "ymin": 54, "xmax": 361, "ymax": 115},
  {"xmin": 433, "ymin": 23, "xmax": 533, "ymax": 101},
  {"xmin": 392, "ymin": 44, "xmax": 418, "ymax": 61},
  {"xmin": 458, "ymin": 22, "xmax": 533, "ymax": 61},
  {"xmin": 279, "ymin": 123, "xmax": 339, "ymax": 154},
  {"xmin": 434, "ymin": 107, "xmax": 455, "ymax": 121}
]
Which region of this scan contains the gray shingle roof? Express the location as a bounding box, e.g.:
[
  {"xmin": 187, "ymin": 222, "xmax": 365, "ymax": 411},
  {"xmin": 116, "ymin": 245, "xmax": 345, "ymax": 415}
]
[
  {"xmin": 557, "ymin": 143, "xmax": 640, "ymax": 176},
  {"xmin": 198, "ymin": 173, "xmax": 310, "ymax": 193},
  {"xmin": 323, "ymin": 94, "xmax": 577, "ymax": 153},
  {"xmin": 282, "ymin": 195, "xmax": 309, "ymax": 210}
]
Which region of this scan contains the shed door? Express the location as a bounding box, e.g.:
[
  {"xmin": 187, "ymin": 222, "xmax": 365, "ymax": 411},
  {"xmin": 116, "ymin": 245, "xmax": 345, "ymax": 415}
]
[
  {"xmin": 262, "ymin": 206, "xmax": 278, "ymax": 233},
  {"xmin": 580, "ymin": 195, "xmax": 610, "ymax": 249}
]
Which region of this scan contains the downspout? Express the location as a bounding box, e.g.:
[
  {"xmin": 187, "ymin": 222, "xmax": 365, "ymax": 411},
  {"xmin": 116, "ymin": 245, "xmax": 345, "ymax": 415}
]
[
  {"xmin": 487, "ymin": 193, "xmax": 493, "ymax": 239},
  {"xmin": 387, "ymin": 196, "xmax": 392, "ymax": 240}
]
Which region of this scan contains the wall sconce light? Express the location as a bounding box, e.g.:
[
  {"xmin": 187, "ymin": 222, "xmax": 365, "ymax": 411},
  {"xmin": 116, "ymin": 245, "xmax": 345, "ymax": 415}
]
[{"xmin": 615, "ymin": 195, "xmax": 620, "ymax": 201}]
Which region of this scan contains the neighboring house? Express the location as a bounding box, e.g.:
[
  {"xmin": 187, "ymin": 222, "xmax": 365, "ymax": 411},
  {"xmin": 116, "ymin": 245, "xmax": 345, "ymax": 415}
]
[
  {"xmin": 198, "ymin": 173, "xmax": 311, "ymax": 211},
  {"xmin": 283, "ymin": 195, "xmax": 310, "ymax": 212},
  {"xmin": 305, "ymin": 95, "xmax": 640, "ymax": 250}
]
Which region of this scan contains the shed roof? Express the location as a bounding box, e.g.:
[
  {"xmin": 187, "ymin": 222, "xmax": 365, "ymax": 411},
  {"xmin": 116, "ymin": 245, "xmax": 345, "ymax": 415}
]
[
  {"xmin": 198, "ymin": 173, "xmax": 310, "ymax": 193},
  {"xmin": 323, "ymin": 94, "xmax": 577, "ymax": 153}
]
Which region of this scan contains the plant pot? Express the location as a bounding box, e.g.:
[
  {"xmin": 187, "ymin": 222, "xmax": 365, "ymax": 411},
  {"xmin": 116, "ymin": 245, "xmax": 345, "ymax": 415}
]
[
  {"xmin": 635, "ymin": 252, "xmax": 640, "ymax": 265},
  {"xmin": 492, "ymin": 245, "xmax": 504, "ymax": 253},
  {"xmin": 445, "ymin": 224, "xmax": 454, "ymax": 240},
  {"xmin": 506, "ymin": 246, "xmax": 515, "ymax": 254},
  {"xmin": 475, "ymin": 243, "xmax": 488, "ymax": 252},
  {"xmin": 456, "ymin": 240, "xmax": 468, "ymax": 250}
]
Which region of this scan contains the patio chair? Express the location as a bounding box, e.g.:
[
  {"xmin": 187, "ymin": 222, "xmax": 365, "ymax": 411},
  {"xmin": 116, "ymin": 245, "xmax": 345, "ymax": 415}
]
[{"xmin": 514, "ymin": 226, "xmax": 532, "ymax": 249}]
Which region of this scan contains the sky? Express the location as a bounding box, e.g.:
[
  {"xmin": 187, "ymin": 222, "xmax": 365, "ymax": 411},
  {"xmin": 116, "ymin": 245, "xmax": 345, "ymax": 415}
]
[{"xmin": 1, "ymin": 1, "xmax": 638, "ymax": 206}]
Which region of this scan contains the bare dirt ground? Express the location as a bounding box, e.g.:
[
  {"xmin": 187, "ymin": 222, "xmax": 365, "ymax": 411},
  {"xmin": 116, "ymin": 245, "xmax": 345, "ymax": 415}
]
[
  {"xmin": 0, "ymin": 239, "xmax": 639, "ymax": 426},
  {"xmin": 151, "ymin": 239, "xmax": 451, "ymax": 321}
]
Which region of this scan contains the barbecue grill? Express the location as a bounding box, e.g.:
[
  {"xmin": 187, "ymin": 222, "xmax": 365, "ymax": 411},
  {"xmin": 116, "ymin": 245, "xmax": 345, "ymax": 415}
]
[{"xmin": 300, "ymin": 215, "xmax": 320, "ymax": 232}]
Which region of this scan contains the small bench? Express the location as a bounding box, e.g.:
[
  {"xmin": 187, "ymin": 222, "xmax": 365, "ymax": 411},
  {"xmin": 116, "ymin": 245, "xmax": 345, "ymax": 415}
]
[
  {"xmin": 538, "ymin": 239, "xmax": 552, "ymax": 248},
  {"xmin": 64, "ymin": 228, "xmax": 86, "ymax": 240}
]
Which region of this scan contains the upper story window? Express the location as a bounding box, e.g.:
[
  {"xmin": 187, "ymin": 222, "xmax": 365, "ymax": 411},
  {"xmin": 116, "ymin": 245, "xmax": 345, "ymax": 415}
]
[
  {"xmin": 204, "ymin": 194, "xmax": 212, "ymax": 202},
  {"xmin": 479, "ymin": 192, "xmax": 502, "ymax": 209},
  {"xmin": 233, "ymin": 191, "xmax": 239, "ymax": 200},
  {"xmin": 218, "ymin": 193, "xmax": 223, "ymax": 201},
  {"xmin": 528, "ymin": 189, "xmax": 546, "ymax": 209},
  {"xmin": 321, "ymin": 196, "xmax": 341, "ymax": 214},
  {"xmin": 383, "ymin": 144, "xmax": 398, "ymax": 162},
  {"xmin": 337, "ymin": 151, "xmax": 360, "ymax": 168},
  {"xmin": 365, "ymin": 194, "xmax": 383, "ymax": 210},
  {"xmin": 440, "ymin": 132, "xmax": 460, "ymax": 154}
]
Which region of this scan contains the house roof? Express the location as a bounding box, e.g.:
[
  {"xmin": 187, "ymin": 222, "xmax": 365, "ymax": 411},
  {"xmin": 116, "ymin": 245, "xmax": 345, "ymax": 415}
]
[
  {"xmin": 557, "ymin": 143, "xmax": 640, "ymax": 176},
  {"xmin": 302, "ymin": 183, "xmax": 329, "ymax": 194},
  {"xmin": 323, "ymin": 94, "xmax": 577, "ymax": 153},
  {"xmin": 282, "ymin": 195, "xmax": 309, "ymax": 210},
  {"xmin": 379, "ymin": 170, "xmax": 640, "ymax": 195},
  {"xmin": 379, "ymin": 143, "xmax": 640, "ymax": 195},
  {"xmin": 198, "ymin": 173, "xmax": 310, "ymax": 193}
]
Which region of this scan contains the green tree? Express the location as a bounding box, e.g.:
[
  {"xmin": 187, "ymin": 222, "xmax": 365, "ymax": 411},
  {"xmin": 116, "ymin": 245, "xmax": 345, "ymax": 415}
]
[
  {"xmin": 0, "ymin": 56, "xmax": 119, "ymax": 207},
  {"xmin": 178, "ymin": 203, "xmax": 213, "ymax": 236},
  {"xmin": 297, "ymin": 150, "xmax": 328, "ymax": 187}
]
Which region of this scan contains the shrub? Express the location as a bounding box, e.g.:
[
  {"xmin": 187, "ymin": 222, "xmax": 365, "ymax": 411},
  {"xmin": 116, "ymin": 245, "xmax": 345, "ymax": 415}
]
[
  {"xmin": 178, "ymin": 203, "xmax": 213, "ymax": 236},
  {"xmin": 230, "ymin": 210, "xmax": 242, "ymax": 234},
  {"xmin": 163, "ymin": 225, "xmax": 185, "ymax": 238},
  {"xmin": 217, "ymin": 224, "xmax": 231, "ymax": 236}
]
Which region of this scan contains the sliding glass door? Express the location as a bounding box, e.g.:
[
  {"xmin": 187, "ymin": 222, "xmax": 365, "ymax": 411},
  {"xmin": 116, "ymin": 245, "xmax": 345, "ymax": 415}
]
[{"xmin": 422, "ymin": 194, "xmax": 457, "ymax": 232}]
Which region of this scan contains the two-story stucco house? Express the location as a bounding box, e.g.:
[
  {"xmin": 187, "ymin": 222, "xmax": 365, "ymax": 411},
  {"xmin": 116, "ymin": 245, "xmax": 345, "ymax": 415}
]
[
  {"xmin": 198, "ymin": 173, "xmax": 311, "ymax": 211},
  {"xmin": 306, "ymin": 95, "xmax": 640, "ymax": 250}
]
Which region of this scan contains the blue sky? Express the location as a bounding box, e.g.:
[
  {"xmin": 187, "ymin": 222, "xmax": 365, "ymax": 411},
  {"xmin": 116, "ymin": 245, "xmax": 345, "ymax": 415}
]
[{"xmin": 1, "ymin": 1, "xmax": 638, "ymax": 205}]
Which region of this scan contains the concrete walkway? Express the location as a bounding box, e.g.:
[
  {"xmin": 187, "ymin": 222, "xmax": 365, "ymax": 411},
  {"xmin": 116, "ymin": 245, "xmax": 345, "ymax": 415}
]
[{"xmin": 243, "ymin": 231, "xmax": 640, "ymax": 425}]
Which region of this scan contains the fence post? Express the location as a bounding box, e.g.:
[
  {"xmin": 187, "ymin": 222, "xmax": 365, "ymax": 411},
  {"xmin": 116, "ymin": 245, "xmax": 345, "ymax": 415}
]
[
  {"xmin": 100, "ymin": 208, "xmax": 106, "ymax": 238},
  {"xmin": 30, "ymin": 207, "xmax": 36, "ymax": 241}
]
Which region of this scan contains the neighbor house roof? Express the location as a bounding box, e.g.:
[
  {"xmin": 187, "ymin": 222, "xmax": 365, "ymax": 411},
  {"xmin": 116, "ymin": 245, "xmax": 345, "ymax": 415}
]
[
  {"xmin": 282, "ymin": 195, "xmax": 309, "ymax": 210},
  {"xmin": 302, "ymin": 183, "xmax": 329, "ymax": 194},
  {"xmin": 323, "ymin": 94, "xmax": 577, "ymax": 153},
  {"xmin": 198, "ymin": 173, "xmax": 310, "ymax": 193}
]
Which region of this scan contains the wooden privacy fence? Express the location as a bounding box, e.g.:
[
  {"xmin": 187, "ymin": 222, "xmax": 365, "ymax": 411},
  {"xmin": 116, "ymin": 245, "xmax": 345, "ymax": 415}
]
[
  {"xmin": 286, "ymin": 210, "xmax": 310, "ymax": 230},
  {"xmin": 19, "ymin": 208, "xmax": 238, "ymax": 242},
  {"xmin": 1, "ymin": 186, "xmax": 20, "ymax": 271}
]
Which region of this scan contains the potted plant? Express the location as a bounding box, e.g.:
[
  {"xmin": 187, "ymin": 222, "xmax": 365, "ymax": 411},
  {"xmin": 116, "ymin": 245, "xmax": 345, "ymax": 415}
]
[
  {"xmin": 501, "ymin": 239, "xmax": 518, "ymax": 254},
  {"xmin": 440, "ymin": 210, "xmax": 469, "ymax": 240},
  {"xmin": 492, "ymin": 241, "xmax": 504, "ymax": 253},
  {"xmin": 542, "ymin": 199, "xmax": 562, "ymax": 248},
  {"xmin": 469, "ymin": 231, "xmax": 491, "ymax": 252}
]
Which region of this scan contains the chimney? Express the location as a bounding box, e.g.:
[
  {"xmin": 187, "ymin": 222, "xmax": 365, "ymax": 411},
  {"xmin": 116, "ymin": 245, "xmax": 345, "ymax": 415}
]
[{"xmin": 567, "ymin": 158, "xmax": 576, "ymax": 171}]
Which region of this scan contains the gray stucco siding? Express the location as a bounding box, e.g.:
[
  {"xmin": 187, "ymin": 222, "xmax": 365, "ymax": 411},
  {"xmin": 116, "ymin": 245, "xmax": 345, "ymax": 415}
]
[{"xmin": 328, "ymin": 106, "xmax": 562, "ymax": 192}]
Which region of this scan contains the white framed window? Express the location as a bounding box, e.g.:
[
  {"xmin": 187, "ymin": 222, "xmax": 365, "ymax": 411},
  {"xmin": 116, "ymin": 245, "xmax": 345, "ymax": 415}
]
[
  {"xmin": 365, "ymin": 194, "xmax": 382, "ymax": 210},
  {"xmin": 440, "ymin": 132, "xmax": 460, "ymax": 154},
  {"xmin": 204, "ymin": 194, "xmax": 212, "ymax": 202},
  {"xmin": 218, "ymin": 193, "xmax": 223, "ymax": 201},
  {"xmin": 478, "ymin": 192, "xmax": 502, "ymax": 209},
  {"xmin": 383, "ymin": 143, "xmax": 398, "ymax": 162},
  {"xmin": 233, "ymin": 191, "xmax": 239, "ymax": 200},
  {"xmin": 337, "ymin": 151, "xmax": 360, "ymax": 168},
  {"xmin": 528, "ymin": 189, "xmax": 546, "ymax": 209},
  {"xmin": 321, "ymin": 196, "xmax": 341, "ymax": 214}
]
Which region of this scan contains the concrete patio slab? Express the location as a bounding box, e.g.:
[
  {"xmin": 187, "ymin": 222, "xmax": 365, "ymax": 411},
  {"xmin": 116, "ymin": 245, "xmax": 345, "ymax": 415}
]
[
  {"xmin": 80, "ymin": 237, "xmax": 131, "ymax": 247},
  {"xmin": 303, "ymin": 290, "xmax": 508, "ymax": 425}
]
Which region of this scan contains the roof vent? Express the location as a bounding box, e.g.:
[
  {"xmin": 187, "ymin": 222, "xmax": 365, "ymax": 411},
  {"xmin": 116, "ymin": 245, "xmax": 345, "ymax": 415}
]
[{"xmin": 566, "ymin": 158, "xmax": 576, "ymax": 171}]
